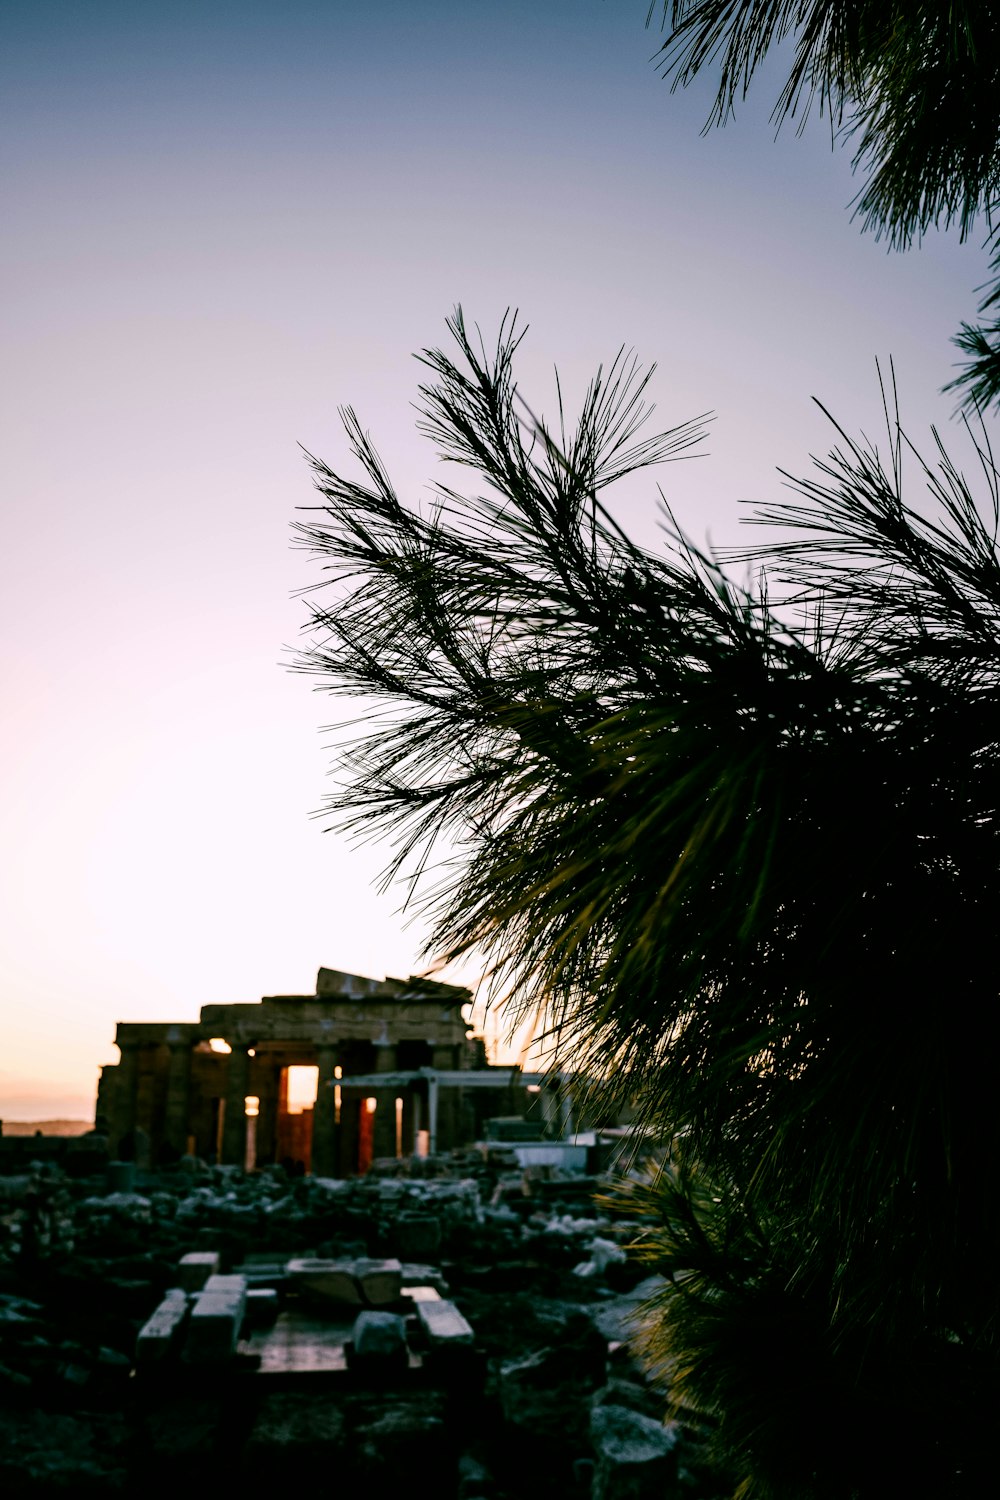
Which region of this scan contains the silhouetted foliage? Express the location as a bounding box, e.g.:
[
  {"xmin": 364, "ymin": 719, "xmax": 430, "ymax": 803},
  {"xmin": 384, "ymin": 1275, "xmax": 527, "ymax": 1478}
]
[
  {"xmin": 296, "ymin": 312, "xmax": 1000, "ymax": 1494},
  {"xmin": 648, "ymin": 2, "xmax": 1000, "ymax": 412},
  {"xmin": 606, "ymin": 1154, "xmax": 998, "ymax": 1498}
]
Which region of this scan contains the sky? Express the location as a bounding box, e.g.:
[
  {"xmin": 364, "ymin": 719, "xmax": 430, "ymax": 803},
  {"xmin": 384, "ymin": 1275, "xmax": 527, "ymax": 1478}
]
[{"xmin": 2, "ymin": 0, "xmax": 995, "ymax": 1119}]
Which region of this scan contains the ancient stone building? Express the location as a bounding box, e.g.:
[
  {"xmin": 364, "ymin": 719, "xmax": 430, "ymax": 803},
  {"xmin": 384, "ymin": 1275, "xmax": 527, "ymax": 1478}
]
[{"xmin": 97, "ymin": 968, "xmax": 541, "ymax": 1174}]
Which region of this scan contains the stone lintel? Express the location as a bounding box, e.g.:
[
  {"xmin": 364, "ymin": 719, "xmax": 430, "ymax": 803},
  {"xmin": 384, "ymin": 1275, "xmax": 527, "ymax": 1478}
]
[
  {"xmin": 115, "ymin": 1021, "xmax": 197, "ymax": 1049},
  {"xmin": 337, "ymin": 1068, "xmax": 539, "ymax": 1090},
  {"xmin": 195, "ymin": 999, "xmax": 467, "ymax": 1046}
]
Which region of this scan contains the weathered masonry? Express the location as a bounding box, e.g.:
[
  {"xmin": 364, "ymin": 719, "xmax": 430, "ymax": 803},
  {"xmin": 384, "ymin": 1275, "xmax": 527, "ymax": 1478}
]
[{"xmin": 98, "ymin": 968, "xmax": 540, "ymax": 1175}]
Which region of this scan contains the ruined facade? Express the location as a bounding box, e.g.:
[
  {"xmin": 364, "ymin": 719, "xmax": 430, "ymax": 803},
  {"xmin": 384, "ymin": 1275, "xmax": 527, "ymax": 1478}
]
[{"xmin": 97, "ymin": 968, "xmax": 540, "ymax": 1175}]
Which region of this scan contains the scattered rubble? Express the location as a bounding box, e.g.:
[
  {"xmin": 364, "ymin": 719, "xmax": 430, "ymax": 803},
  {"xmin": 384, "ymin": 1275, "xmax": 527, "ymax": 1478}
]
[{"xmin": 0, "ymin": 1150, "xmax": 724, "ymax": 1498}]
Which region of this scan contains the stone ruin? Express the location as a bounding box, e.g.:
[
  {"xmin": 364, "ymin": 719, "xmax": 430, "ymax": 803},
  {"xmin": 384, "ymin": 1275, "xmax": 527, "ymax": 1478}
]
[
  {"xmin": 0, "ymin": 967, "xmax": 725, "ymax": 1496},
  {"xmin": 96, "ymin": 968, "xmax": 553, "ymax": 1176},
  {"xmin": 0, "ymin": 1144, "xmax": 729, "ymax": 1498}
]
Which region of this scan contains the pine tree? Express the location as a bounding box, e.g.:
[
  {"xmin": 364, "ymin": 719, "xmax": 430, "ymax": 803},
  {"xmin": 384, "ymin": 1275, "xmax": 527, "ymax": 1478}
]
[
  {"xmin": 296, "ymin": 311, "xmax": 1000, "ymax": 1494},
  {"xmin": 650, "ymin": 2, "xmax": 1000, "ymax": 410}
]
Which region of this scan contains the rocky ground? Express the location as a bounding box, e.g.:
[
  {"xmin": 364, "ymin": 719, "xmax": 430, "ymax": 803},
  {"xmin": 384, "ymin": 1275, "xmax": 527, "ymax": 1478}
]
[{"xmin": 0, "ymin": 1150, "xmax": 729, "ymax": 1498}]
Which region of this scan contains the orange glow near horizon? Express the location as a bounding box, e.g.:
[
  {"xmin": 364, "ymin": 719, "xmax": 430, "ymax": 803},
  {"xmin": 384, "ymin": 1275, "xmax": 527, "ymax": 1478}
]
[{"xmin": 285, "ymin": 1064, "xmax": 318, "ymax": 1115}]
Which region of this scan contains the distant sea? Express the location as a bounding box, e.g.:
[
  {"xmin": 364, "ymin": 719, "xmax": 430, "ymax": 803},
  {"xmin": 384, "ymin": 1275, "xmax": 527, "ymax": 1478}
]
[{"xmin": 1, "ymin": 1120, "xmax": 93, "ymax": 1137}]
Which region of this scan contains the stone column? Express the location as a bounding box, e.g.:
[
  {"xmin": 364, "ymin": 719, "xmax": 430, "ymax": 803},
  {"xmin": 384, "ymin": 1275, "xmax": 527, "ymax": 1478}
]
[
  {"xmin": 427, "ymin": 1072, "xmax": 440, "ymax": 1156},
  {"xmin": 372, "ymin": 1043, "xmax": 397, "ymax": 1160},
  {"xmin": 109, "ymin": 1039, "xmax": 140, "ymax": 1159},
  {"xmin": 164, "ymin": 1034, "xmax": 193, "ymax": 1156},
  {"xmin": 411, "ymin": 1088, "xmax": 423, "ymax": 1155},
  {"xmin": 221, "ymin": 1045, "xmax": 249, "ymax": 1166},
  {"xmin": 431, "ymin": 1044, "xmax": 456, "ymax": 1151},
  {"xmin": 257, "ymin": 1063, "xmax": 279, "ymax": 1168},
  {"xmin": 311, "ymin": 1045, "xmax": 340, "ymax": 1178}
]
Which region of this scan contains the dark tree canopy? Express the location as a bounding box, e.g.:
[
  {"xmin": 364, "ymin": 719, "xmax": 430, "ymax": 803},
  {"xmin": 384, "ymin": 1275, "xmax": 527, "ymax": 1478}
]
[
  {"xmin": 650, "ymin": 2, "xmax": 1000, "ymax": 409},
  {"xmin": 295, "ymin": 312, "xmax": 1000, "ymax": 1493}
]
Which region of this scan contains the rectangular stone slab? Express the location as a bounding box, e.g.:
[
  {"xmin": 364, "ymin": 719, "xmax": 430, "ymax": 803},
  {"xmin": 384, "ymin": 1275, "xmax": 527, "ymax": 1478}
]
[
  {"xmin": 416, "ymin": 1298, "xmax": 474, "ymax": 1346},
  {"xmin": 402, "ymin": 1286, "xmax": 443, "ymax": 1304},
  {"xmin": 183, "ymin": 1275, "xmax": 248, "ymax": 1362},
  {"xmin": 135, "ymin": 1289, "xmax": 189, "ymax": 1363},
  {"xmin": 203, "ymin": 1273, "xmax": 249, "ymax": 1297},
  {"xmin": 286, "ymin": 1257, "xmax": 403, "ymax": 1307}
]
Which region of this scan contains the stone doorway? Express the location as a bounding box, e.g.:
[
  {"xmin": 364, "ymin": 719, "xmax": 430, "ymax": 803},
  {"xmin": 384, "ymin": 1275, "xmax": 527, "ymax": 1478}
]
[
  {"xmin": 275, "ymin": 1065, "xmax": 317, "ymax": 1174},
  {"xmin": 357, "ymin": 1095, "xmax": 376, "ymax": 1174}
]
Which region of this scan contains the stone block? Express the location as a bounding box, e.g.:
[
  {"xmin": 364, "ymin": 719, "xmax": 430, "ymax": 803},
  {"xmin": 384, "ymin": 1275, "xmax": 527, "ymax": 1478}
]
[
  {"xmin": 232, "ymin": 1257, "xmax": 289, "ymax": 1291},
  {"xmin": 400, "ymin": 1262, "xmax": 450, "ymax": 1294},
  {"xmin": 286, "ymin": 1258, "xmax": 362, "ymax": 1305},
  {"xmin": 135, "ymin": 1288, "xmax": 189, "ymax": 1364},
  {"xmin": 416, "ymin": 1297, "xmax": 474, "ymax": 1347},
  {"xmin": 590, "ymin": 1404, "xmax": 681, "ymax": 1500},
  {"xmin": 356, "ymin": 1256, "xmax": 403, "ymax": 1306},
  {"xmin": 182, "ymin": 1275, "xmax": 247, "ymax": 1363},
  {"xmin": 202, "ymin": 1272, "xmax": 247, "ymax": 1298},
  {"xmin": 402, "ymin": 1285, "xmax": 442, "ymax": 1304},
  {"xmin": 588, "ymin": 1275, "xmax": 668, "ymax": 1348},
  {"xmin": 177, "ymin": 1250, "xmax": 220, "ymax": 1291},
  {"xmin": 352, "ymin": 1309, "xmax": 408, "ymax": 1359},
  {"xmin": 592, "ymin": 1376, "xmax": 665, "ymax": 1423},
  {"xmin": 286, "ymin": 1255, "xmax": 403, "ymax": 1308},
  {"xmin": 573, "ymin": 1236, "xmax": 629, "ymax": 1278}
]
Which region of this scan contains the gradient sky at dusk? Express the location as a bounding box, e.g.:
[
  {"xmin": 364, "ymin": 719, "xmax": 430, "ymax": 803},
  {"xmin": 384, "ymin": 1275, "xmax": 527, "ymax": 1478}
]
[{"xmin": 2, "ymin": 1, "xmax": 994, "ymax": 1118}]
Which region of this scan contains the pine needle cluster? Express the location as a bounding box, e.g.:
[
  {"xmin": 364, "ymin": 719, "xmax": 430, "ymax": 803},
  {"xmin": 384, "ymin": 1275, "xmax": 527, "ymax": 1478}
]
[
  {"xmin": 295, "ymin": 312, "xmax": 1000, "ymax": 1494},
  {"xmin": 650, "ymin": 2, "xmax": 1000, "ymax": 411}
]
